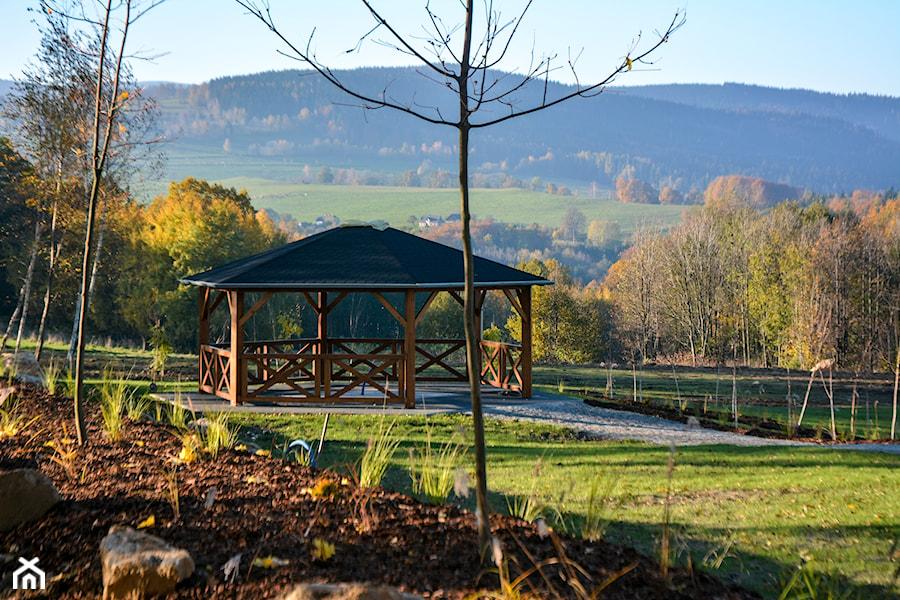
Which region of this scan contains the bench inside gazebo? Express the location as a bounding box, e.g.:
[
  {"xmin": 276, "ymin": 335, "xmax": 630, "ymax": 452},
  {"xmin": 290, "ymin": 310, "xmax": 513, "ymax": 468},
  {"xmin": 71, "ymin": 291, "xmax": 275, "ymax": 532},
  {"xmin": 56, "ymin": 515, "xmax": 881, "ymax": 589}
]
[{"xmin": 180, "ymin": 224, "xmax": 551, "ymax": 408}]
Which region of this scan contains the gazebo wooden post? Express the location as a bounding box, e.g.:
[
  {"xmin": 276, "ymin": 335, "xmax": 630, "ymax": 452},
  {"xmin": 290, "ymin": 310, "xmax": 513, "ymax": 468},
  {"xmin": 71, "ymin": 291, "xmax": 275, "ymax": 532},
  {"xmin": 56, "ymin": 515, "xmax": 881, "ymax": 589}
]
[
  {"xmin": 228, "ymin": 290, "xmax": 246, "ymax": 405},
  {"xmin": 318, "ymin": 291, "xmax": 329, "ymax": 398},
  {"xmin": 520, "ymin": 286, "xmax": 533, "ymax": 399},
  {"xmin": 404, "ymin": 290, "xmax": 417, "ymax": 409},
  {"xmin": 198, "ymin": 287, "xmax": 210, "ymax": 390}
]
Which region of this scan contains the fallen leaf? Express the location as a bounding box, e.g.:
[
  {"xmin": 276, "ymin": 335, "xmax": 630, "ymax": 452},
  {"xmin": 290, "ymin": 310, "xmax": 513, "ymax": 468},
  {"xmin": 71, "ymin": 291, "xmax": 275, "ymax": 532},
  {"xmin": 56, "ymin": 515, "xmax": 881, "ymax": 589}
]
[
  {"xmin": 252, "ymin": 555, "xmax": 289, "ymax": 569},
  {"xmin": 311, "ymin": 539, "xmax": 335, "ymax": 562},
  {"xmin": 137, "ymin": 515, "xmax": 155, "ymax": 529}
]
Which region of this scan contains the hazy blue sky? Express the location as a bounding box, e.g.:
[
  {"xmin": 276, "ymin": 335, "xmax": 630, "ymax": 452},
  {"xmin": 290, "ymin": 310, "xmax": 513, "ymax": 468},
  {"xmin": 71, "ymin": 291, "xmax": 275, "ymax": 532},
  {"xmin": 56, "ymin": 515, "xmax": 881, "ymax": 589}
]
[{"xmin": 1, "ymin": 0, "xmax": 898, "ymax": 97}]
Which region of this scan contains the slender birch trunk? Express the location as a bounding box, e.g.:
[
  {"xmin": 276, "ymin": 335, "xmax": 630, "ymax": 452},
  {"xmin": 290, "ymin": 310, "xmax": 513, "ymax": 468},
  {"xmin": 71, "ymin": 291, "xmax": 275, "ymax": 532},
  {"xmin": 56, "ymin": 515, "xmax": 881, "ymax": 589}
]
[
  {"xmin": 35, "ymin": 186, "xmax": 61, "ymax": 361},
  {"xmin": 13, "ymin": 212, "xmax": 43, "ymax": 354}
]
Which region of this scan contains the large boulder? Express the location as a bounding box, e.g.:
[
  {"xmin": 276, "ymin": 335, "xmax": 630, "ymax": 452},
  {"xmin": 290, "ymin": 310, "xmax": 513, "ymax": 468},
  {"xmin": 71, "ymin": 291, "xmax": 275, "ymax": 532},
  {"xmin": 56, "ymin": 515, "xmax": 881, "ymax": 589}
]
[
  {"xmin": 100, "ymin": 525, "xmax": 194, "ymax": 600},
  {"xmin": 278, "ymin": 584, "xmax": 424, "ymax": 600},
  {"xmin": 0, "ymin": 469, "xmax": 61, "ymax": 532}
]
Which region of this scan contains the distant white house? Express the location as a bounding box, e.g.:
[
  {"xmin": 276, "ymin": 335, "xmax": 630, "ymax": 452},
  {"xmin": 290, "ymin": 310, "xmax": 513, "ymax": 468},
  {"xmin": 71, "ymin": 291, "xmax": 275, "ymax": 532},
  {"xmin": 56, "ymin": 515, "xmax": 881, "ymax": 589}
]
[
  {"xmin": 13, "ymin": 557, "xmax": 45, "ymax": 590},
  {"xmin": 418, "ymin": 214, "xmax": 444, "ymax": 227}
]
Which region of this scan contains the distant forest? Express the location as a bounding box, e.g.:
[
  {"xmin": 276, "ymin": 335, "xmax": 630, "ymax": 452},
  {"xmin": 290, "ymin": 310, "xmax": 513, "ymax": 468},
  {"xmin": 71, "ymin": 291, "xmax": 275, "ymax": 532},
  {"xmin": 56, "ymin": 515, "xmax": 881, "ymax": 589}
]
[{"xmin": 146, "ymin": 68, "xmax": 900, "ymax": 194}]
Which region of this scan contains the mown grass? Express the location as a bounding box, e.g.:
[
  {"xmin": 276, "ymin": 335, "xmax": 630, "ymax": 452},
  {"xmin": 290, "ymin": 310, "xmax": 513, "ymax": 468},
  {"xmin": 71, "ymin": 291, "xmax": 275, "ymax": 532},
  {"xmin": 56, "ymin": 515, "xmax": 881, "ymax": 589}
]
[{"xmin": 229, "ymin": 411, "xmax": 900, "ymax": 598}]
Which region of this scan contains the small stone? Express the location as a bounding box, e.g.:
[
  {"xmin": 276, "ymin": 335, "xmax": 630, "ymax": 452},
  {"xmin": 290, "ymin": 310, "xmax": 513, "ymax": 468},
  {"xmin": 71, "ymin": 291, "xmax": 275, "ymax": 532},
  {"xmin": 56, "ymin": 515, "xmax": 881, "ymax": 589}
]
[
  {"xmin": 100, "ymin": 525, "xmax": 194, "ymax": 600},
  {"xmin": 0, "ymin": 469, "xmax": 61, "ymax": 532}
]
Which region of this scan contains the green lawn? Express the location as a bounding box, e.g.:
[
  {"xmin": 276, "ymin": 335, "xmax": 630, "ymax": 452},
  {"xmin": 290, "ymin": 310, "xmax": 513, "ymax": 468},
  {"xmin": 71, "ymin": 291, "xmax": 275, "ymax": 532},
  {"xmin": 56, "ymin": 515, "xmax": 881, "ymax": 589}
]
[{"xmin": 227, "ymin": 411, "xmax": 900, "ymax": 598}]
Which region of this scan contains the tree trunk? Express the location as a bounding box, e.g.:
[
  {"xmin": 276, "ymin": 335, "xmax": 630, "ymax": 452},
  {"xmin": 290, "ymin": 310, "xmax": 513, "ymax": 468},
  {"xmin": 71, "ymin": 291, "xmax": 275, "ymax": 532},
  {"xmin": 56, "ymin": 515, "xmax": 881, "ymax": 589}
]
[
  {"xmin": 68, "ymin": 195, "xmax": 108, "ymax": 366},
  {"xmin": 11, "ymin": 211, "xmax": 43, "ymax": 354},
  {"xmin": 74, "ymin": 173, "xmax": 101, "ymax": 445},
  {"xmin": 458, "ymin": 0, "xmax": 491, "ymax": 561},
  {"xmin": 891, "ymin": 346, "xmax": 899, "ymax": 440},
  {"xmin": 74, "ymin": 0, "xmax": 128, "ymax": 446},
  {"xmin": 1, "ymin": 291, "xmax": 24, "ymax": 352},
  {"xmin": 35, "ymin": 194, "xmax": 60, "ymax": 361}
]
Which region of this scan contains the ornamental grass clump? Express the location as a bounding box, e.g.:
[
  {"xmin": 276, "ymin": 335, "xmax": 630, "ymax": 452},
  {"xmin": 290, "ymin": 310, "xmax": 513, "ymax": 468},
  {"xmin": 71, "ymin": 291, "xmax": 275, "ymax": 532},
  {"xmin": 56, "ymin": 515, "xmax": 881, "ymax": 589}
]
[
  {"xmin": 358, "ymin": 416, "xmax": 400, "ymax": 489},
  {"xmin": 410, "ymin": 421, "xmax": 467, "ymax": 504},
  {"xmin": 0, "ymin": 397, "xmax": 39, "ymax": 440},
  {"xmin": 506, "ymin": 458, "xmax": 549, "ymax": 523},
  {"xmin": 203, "ymin": 411, "xmax": 239, "ymax": 459},
  {"xmin": 98, "ymin": 367, "xmax": 135, "ymax": 442}
]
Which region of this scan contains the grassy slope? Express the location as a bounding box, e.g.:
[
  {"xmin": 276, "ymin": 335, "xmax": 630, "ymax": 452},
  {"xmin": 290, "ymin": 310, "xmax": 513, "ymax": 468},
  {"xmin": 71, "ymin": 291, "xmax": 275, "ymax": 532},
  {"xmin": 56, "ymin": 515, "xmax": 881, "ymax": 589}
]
[{"xmin": 239, "ymin": 182, "xmax": 687, "ymax": 230}]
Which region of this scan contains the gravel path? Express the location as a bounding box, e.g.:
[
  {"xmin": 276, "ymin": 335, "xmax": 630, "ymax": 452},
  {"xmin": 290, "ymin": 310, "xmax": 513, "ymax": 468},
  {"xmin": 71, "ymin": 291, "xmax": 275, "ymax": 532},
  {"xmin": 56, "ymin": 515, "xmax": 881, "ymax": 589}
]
[{"xmin": 482, "ymin": 394, "xmax": 900, "ymax": 454}]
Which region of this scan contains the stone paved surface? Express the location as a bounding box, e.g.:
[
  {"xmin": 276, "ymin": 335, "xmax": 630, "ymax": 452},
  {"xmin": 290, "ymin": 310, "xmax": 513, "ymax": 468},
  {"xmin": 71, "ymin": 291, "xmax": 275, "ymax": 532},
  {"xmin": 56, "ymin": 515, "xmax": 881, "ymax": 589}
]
[{"xmin": 159, "ymin": 386, "xmax": 900, "ymax": 454}]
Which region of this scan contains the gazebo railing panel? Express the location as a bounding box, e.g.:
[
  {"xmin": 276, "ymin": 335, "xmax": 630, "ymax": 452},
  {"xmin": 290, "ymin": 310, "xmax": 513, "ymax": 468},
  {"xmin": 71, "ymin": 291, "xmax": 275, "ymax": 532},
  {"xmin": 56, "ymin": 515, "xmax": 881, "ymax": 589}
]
[
  {"xmin": 480, "ymin": 340, "xmax": 524, "ymax": 392},
  {"xmin": 329, "ymin": 340, "xmax": 403, "ymax": 382},
  {"xmin": 235, "ymin": 338, "xmax": 407, "ymax": 402},
  {"xmin": 326, "ymin": 353, "xmax": 405, "ymax": 400},
  {"xmin": 415, "ymin": 339, "xmax": 467, "ymax": 381},
  {"xmin": 245, "ymin": 352, "xmax": 319, "ymax": 398},
  {"xmin": 199, "ymin": 344, "xmax": 232, "ymax": 398},
  {"xmin": 200, "ymin": 337, "xmax": 525, "ymax": 403}
]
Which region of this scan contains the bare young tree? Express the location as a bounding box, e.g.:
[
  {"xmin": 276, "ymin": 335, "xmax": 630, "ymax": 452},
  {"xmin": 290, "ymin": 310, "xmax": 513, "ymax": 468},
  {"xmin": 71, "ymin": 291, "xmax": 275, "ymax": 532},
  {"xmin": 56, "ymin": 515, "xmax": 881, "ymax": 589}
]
[
  {"xmin": 236, "ymin": 0, "xmax": 684, "ymax": 556},
  {"xmin": 42, "ymin": 0, "xmax": 166, "ymax": 445}
]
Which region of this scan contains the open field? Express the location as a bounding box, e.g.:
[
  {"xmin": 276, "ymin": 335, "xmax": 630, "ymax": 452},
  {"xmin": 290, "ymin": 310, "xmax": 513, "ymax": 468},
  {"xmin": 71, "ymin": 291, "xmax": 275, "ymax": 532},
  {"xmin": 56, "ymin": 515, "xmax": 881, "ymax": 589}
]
[{"xmin": 143, "ymin": 175, "xmax": 688, "ymax": 232}]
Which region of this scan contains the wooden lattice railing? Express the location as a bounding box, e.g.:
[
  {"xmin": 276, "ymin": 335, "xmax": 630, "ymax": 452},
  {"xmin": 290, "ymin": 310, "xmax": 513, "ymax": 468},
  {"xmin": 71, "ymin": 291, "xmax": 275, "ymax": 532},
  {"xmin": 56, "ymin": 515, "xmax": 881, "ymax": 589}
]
[
  {"xmin": 199, "ymin": 337, "xmax": 526, "ymax": 403},
  {"xmin": 480, "ymin": 340, "xmax": 524, "ymax": 393}
]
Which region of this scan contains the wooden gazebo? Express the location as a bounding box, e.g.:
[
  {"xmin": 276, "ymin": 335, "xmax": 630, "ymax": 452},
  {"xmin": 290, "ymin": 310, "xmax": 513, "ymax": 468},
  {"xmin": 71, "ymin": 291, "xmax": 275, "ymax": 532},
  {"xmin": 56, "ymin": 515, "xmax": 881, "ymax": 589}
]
[{"xmin": 180, "ymin": 224, "xmax": 551, "ymax": 408}]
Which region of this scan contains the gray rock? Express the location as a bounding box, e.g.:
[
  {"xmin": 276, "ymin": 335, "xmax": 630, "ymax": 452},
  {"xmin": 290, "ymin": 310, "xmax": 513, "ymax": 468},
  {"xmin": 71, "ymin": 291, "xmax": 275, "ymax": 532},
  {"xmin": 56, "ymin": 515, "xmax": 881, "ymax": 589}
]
[
  {"xmin": 0, "ymin": 469, "xmax": 61, "ymax": 532},
  {"xmin": 100, "ymin": 525, "xmax": 194, "ymax": 600},
  {"xmin": 1, "ymin": 353, "xmax": 45, "ymax": 388},
  {"xmin": 277, "ymin": 583, "xmax": 424, "ymax": 600}
]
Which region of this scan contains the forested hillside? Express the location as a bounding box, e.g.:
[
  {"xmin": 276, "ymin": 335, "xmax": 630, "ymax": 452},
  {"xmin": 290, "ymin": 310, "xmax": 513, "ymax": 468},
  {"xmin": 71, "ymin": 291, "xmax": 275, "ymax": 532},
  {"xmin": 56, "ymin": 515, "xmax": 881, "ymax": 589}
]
[
  {"xmin": 624, "ymin": 83, "xmax": 900, "ymax": 142},
  {"xmin": 141, "ymin": 68, "xmax": 900, "ymax": 193}
]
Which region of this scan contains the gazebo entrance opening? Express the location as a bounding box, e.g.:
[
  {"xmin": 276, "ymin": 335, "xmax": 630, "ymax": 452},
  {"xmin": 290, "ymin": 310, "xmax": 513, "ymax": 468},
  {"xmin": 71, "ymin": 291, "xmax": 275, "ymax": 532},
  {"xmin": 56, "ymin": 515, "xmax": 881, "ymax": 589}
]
[{"xmin": 197, "ymin": 287, "xmax": 534, "ymax": 408}]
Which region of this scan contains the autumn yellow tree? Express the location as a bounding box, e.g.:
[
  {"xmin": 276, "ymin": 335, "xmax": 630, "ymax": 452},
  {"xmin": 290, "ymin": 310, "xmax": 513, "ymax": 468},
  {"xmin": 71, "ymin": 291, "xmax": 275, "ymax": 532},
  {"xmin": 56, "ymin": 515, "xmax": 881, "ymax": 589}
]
[{"xmin": 121, "ymin": 177, "xmax": 284, "ymax": 350}]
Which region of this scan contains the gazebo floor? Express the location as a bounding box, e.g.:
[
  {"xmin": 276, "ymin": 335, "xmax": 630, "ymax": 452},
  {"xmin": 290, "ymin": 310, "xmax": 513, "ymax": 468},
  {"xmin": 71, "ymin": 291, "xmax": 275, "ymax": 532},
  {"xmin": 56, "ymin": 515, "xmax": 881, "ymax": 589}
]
[{"xmin": 150, "ymin": 382, "xmax": 545, "ymax": 416}]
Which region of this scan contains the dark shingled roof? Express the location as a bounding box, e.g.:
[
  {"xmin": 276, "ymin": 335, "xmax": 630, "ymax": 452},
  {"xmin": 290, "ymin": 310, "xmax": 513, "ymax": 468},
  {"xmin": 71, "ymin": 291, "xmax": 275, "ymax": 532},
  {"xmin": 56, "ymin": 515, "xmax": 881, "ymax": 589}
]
[{"xmin": 180, "ymin": 225, "xmax": 552, "ymax": 290}]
